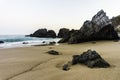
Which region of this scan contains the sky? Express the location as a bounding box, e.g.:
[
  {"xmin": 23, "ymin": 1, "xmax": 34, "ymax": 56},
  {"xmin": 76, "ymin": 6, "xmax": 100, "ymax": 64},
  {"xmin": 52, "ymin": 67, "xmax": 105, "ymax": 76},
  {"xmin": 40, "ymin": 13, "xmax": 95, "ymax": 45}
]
[{"xmin": 0, "ymin": 0, "xmax": 120, "ymax": 35}]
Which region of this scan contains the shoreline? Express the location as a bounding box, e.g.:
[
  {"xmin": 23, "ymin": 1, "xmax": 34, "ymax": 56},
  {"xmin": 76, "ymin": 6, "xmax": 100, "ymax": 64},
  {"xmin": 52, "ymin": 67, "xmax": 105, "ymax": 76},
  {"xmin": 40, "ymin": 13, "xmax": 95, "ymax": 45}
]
[{"xmin": 0, "ymin": 41, "xmax": 120, "ymax": 80}]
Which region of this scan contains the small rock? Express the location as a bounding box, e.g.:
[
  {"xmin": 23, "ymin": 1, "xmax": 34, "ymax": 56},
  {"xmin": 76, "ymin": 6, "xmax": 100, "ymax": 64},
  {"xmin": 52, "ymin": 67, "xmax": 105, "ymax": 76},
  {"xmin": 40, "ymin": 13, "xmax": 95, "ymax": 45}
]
[
  {"xmin": 42, "ymin": 41, "xmax": 46, "ymax": 43},
  {"xmin": 62, "ymin": 64, "xmax": 70, "ymax": 71},
  {"xmin": 22, "ymin": 42, "xmax": 29, "ymax": 44},
  {"xmin": 49, "ymin": 47, "xmax": 53, "ymax": 49},
  {"xmin": 47, "ymin": 50, "xmax": 59, "ymax": 55}
]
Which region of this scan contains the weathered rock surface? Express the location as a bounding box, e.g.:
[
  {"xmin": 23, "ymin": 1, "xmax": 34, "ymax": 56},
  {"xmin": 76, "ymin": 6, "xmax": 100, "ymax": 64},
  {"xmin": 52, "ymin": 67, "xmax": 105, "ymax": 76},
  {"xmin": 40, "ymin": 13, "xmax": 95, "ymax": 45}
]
[
  {"xmin": 47, "ymin": 50, "xmax": 59, "ymax": 55},
  {"xmin": 0, "ymin": 41, "xmax": 4, "ymax": 44},
  {"xmin": 30, "ymin": 28, "xmax": 56, "ymax": 38},
  {"xmin": 72, "ymin": 50, "xmax": 110, "ymax": 68},
  {"xmin": 59, "ymin": 10, "xmax": 119, "ymax": 44}
]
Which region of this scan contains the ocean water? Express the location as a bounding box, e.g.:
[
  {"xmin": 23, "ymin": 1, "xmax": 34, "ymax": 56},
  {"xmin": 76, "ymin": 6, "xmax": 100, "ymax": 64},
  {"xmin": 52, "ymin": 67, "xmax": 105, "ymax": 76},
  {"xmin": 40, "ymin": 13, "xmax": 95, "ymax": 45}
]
[{"xmin": 0, "ymin": 35, "xmax": 61, "ymax": 48}]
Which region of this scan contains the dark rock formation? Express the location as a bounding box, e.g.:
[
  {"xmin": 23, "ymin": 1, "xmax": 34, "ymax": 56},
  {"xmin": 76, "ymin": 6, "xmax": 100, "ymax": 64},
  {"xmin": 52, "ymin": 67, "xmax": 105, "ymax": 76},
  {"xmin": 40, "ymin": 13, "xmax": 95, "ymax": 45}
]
[
  {"xmin": 58, "ymin": 28, "xmax": 70, "ymax": 38},
  {"xmin": 72, "ymin": 50, "xmax": 110, "ymax": 68},
  {"xmin": 58, "ymin": 29, "xmax": 77, "ymax": 43},
  {"xmin": 0, "ymin": 41, "xmax": 4, "ymax": 44},
  {"xmin": 30, "ymin": 28, "xmax": 56, "ymax": 38},
  {"xmin": 47, "ymin": 30, "xmax": 56, "ymax": 38},
  {"xmin": 58, "ymin": 28, "xmax": 70, "ymax": 43},
  {"xmin": 59, "ymin": 10, "xmax": 119, "ymax": 44},
  {"xmin": 30, "ymin": 28, "xmax": 47, "ymax": 37},
  {"xmin": 47, "ymin": 50, "xmax": 59, "ymax": 55}
]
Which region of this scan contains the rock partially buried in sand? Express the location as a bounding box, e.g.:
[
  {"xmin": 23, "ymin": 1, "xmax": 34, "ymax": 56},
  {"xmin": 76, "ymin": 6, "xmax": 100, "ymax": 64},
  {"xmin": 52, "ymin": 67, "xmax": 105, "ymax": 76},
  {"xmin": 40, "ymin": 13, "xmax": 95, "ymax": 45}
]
[
  {"xmin": 62, "ymin": 64, "xmax": 70, "ymax": 71},
  {"xmin": 47, "ymin": 50, "xmax": 59, "ymax": 55},
  {"xmin": 72, "ymin": 50, "xmax": 110, "ymax": 68}
]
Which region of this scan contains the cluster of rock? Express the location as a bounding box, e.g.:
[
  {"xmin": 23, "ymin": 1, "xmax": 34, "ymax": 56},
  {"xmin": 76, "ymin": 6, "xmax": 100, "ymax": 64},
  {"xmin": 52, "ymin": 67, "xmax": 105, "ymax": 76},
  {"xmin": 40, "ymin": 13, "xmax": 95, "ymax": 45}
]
[
  {"xmin": 59, "ymin": 10, "xmax": 119, "ymax": 44},
  {"xmin": 62, "ymin": 50, "xmax": 110, "ymax": 71},
  {"xmin": 28, "ymin": 10, "xmax": 119, "ymax": 43},
  {"xmin": 29, "ymin": 28, "xmax": 56, "ymax": 38},
  {"xmin": 72, "ymin": 50, "xmax": 110, "ymax": 68}
]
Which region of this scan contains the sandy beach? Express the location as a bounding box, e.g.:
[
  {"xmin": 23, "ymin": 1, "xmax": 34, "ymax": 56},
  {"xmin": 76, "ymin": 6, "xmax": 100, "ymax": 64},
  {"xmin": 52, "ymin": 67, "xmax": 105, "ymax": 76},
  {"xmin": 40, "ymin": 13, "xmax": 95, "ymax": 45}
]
[{"xmin": 0, "ymin": 41, "xmax": 120, "ymax": 80}]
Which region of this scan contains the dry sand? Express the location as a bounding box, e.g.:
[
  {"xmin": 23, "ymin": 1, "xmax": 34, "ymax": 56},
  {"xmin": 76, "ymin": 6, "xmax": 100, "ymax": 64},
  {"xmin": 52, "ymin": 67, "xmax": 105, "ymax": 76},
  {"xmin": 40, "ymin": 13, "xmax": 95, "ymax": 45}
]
[{"xmin": 0, "ymin": 41, "xmax": 120, "ymax": 80}]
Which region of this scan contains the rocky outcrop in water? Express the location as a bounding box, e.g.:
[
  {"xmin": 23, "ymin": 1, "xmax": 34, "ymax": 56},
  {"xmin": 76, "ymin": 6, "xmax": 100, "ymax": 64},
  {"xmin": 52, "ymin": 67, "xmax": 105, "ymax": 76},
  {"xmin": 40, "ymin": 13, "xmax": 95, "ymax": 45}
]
[
  {"xmin": 0, "ymin": 41, "xmax": 4, "ymax": 44},
  {"xmin": 30, "ymin": 28, "xmax": 56, "ymax": 38},
  {"xmin": 59, "ymin": 10, "xmax": 119, "ymax": 44},
  {"xmin": 72, "ymin": 50, "xmax": 110, "ymax": 68}
]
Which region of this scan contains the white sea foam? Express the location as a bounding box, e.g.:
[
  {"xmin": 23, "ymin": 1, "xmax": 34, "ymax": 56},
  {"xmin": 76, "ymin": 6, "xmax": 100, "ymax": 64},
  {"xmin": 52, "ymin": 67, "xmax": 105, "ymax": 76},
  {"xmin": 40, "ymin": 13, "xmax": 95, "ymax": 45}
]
[{"xmin": 0, "ymin": 35, "xmax": 61, "ymax": 48}]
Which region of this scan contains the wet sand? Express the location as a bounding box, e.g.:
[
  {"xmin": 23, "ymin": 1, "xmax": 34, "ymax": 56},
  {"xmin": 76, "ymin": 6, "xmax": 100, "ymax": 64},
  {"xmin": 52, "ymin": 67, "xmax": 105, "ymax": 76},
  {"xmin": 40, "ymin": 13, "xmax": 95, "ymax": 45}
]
[{"xmin": 0, "ymin": 41, "xmax": 120, "ymax": 80}]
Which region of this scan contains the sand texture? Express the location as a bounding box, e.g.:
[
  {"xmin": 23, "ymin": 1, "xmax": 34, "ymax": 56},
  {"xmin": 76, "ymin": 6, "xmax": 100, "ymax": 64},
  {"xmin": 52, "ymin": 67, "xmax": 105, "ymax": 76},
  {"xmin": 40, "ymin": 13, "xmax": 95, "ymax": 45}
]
[{"xmin": 0, "ymin": 41, "xmax": 120, "ymax": 80}]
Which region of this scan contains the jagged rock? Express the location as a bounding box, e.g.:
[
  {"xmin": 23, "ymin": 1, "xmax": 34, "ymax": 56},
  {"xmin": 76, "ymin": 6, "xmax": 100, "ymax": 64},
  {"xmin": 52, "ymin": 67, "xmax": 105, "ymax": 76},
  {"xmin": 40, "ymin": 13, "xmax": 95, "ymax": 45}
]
[
  {"xmin": 47, "ymin": 50, "xmax": 59, "ymax": 55},
  {"xmin": 72, "ymin": 50, "xmax": 110, "ymax": 68},
  {"xmin": 67, "ymin": 10, "xmax": 119, "ymax": 44},
  {"xmin": 92, "ymin": 10, "xmax": 111, "ymax": 28},
  {"xmin": 30, "ymin": 28, "xmax": 56, "ymax": 38},
  {"xmin": 0, "ymin": 41, "xmax": 4, "ymax": 44}
]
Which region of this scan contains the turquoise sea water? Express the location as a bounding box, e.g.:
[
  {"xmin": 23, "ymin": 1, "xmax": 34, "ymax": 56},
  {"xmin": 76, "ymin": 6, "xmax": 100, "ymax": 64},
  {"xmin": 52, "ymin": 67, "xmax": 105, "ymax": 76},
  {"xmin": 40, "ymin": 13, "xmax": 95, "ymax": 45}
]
[{"xmin": 0, "ymin": 35, "xmax": 60, "ymax": 48}]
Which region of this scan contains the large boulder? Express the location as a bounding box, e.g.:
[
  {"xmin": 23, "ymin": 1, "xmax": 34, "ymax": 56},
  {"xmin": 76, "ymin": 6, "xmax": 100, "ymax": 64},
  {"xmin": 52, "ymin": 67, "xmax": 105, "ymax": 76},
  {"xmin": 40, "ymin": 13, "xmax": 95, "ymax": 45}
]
[
  {"xmin": 72, "ymin": 50, "xmax": 110, "ymax": 68},
  {"xmin": 30, "ymin": 28, "xmax": 56, "ymax": 38},
  {"xmin": 63, "ymin": 10, "xmax": 119, "ymax": 44}
]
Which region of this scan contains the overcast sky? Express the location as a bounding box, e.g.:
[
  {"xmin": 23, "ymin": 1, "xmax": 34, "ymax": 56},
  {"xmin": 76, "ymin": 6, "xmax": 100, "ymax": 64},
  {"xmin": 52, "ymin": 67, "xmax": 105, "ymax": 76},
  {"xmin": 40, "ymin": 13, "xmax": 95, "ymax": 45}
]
[{"xmin": 0, "ymin": 0, "xmax": 120, "ymax": 35}]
